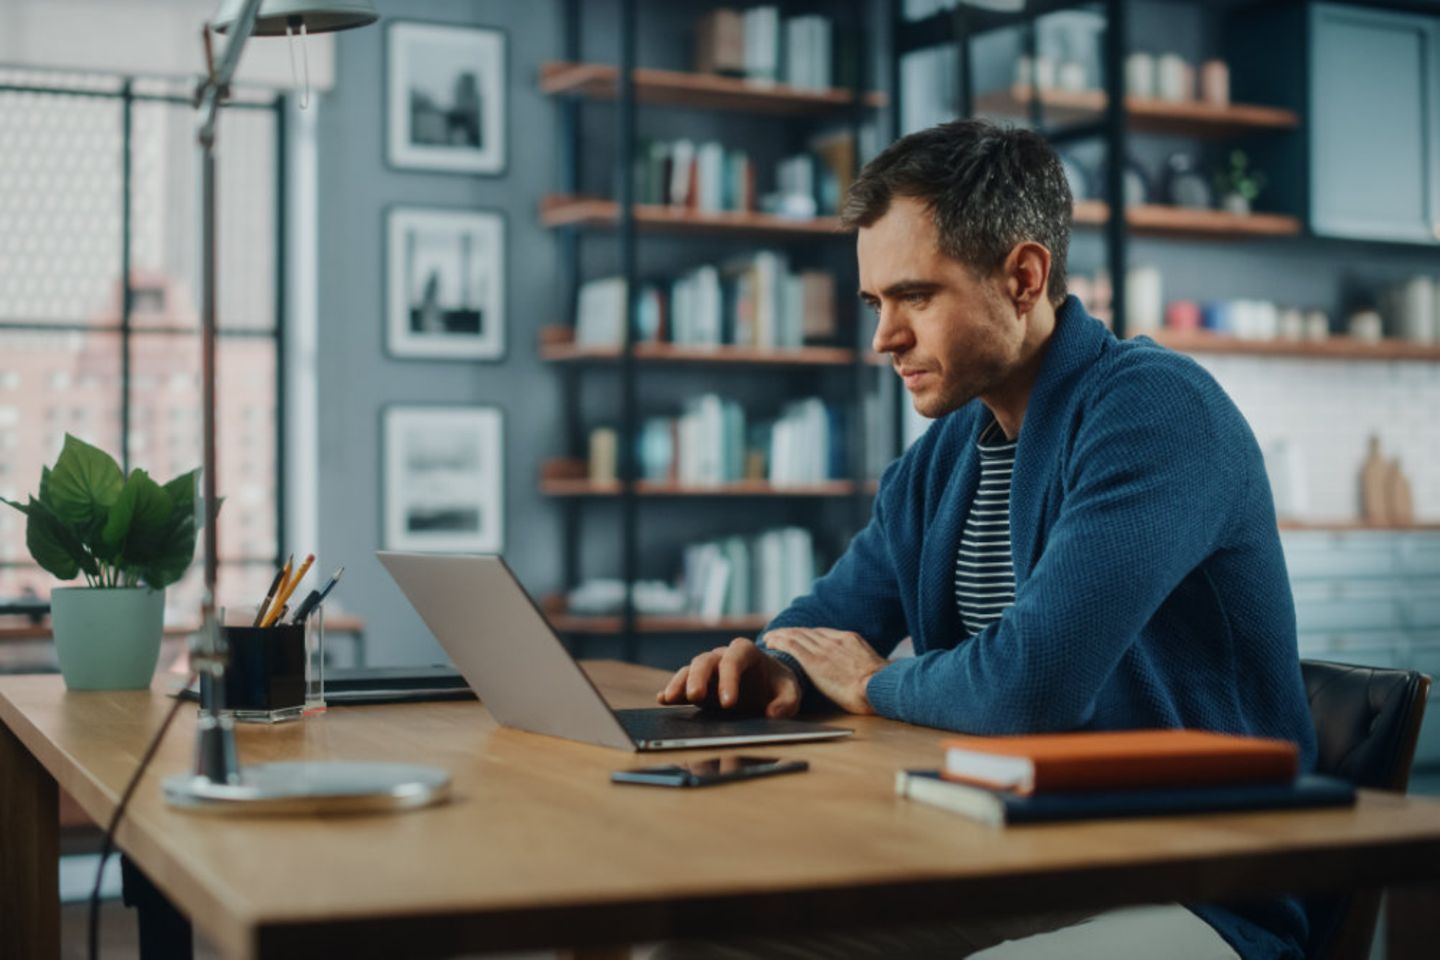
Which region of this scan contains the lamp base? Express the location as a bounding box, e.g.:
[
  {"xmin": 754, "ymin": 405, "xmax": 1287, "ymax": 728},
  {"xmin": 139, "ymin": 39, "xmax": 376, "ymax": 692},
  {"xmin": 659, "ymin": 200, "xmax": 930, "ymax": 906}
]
[{"xmin": 163, "ymin": 761, "xmax": 451, "ymax": 815}]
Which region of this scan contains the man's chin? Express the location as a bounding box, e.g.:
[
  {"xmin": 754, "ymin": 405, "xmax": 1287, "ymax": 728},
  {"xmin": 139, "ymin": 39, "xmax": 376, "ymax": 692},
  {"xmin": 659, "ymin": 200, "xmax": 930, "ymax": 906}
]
[{"xmin": 910, "ymin": 390, "xmax": 965, "ymax": 420}]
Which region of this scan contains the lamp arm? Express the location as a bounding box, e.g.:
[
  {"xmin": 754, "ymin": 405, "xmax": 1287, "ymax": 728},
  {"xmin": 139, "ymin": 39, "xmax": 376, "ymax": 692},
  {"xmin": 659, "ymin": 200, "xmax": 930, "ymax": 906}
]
[{"xmin": 197, "ymin": 0, "xmax": 265, "ymax": 147}]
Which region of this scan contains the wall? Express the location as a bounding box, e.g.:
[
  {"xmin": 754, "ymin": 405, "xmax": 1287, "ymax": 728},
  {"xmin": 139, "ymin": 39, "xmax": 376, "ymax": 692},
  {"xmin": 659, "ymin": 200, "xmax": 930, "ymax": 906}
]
[{"xmin": 316, "ymin": 0, "xmax": 563, "ymax": 665}]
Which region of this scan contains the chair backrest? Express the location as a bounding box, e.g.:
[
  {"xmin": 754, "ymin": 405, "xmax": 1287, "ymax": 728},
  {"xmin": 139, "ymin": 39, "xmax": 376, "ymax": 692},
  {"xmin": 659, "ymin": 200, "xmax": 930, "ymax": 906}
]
[{"xmin": 1299, "ymin": 659, "xmax": 1431, "ymax": 960}]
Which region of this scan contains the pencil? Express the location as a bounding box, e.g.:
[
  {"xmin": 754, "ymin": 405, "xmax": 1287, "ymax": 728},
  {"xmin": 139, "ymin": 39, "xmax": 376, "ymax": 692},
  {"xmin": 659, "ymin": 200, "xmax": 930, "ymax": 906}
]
[
  {"xmin": 262, "ymin": 553, "xmax": 314, "ymax": 628},
  {"xmin": 255, "ymin": 554, "xmax": 292, "ymax": 626}
]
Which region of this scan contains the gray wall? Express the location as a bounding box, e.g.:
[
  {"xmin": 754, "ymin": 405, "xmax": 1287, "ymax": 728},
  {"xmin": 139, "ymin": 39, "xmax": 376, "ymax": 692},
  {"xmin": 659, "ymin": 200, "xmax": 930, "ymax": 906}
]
[{"xmin": 316, "ymin": 0, "xmax": 563, "ymax": 666}]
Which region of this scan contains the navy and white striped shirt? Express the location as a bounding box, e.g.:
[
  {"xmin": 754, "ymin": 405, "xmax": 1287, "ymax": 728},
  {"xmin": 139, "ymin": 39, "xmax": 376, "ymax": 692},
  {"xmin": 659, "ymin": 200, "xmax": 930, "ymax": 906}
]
[{"xmin": 955, "ymin": 418, "xmax": 1017, "ymax": 637}]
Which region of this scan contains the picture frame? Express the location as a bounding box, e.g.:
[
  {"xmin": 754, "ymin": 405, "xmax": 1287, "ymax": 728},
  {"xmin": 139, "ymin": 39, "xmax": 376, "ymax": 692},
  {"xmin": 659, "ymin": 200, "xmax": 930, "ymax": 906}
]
[
  {"xmin": 386, "ymin": 21, "xmax": 506, "ymax": 175},
  {"xmin": 386, "ymin": 206, "xmax": 505, "ymax": 360},
  {"xmin": 382, "ymin": 405, "xmax": 504, "ymax": 554}
]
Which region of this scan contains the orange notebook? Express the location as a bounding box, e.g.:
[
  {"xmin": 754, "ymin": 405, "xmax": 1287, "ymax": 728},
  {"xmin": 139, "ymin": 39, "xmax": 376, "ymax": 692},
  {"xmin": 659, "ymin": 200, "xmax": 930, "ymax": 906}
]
[{"xmin": 940, "ymin": 729, "xmax": 1298, "ymax": 795}]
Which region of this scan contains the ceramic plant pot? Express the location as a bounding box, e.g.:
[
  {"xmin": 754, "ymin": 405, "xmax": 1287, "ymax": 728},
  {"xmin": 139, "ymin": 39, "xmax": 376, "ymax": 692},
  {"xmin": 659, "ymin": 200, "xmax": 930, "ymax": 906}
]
[{"xmin": 49, "ymin": 587, "xmax": 165, "ymax": 690}]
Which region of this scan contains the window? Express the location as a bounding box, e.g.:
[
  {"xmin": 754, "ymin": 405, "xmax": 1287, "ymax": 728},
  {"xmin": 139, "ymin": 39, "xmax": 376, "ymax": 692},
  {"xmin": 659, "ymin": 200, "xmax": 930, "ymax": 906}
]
[{"xmin": 0, "ymin": 71, "xmax": 285, "ymax": 621}]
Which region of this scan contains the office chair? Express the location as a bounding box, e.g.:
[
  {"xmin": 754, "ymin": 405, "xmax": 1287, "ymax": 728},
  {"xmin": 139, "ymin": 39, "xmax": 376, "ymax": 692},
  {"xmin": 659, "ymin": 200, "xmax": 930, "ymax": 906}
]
[{"xmin": 1298, "ymin": 659, "xmax": 1431, "ymax": 960}]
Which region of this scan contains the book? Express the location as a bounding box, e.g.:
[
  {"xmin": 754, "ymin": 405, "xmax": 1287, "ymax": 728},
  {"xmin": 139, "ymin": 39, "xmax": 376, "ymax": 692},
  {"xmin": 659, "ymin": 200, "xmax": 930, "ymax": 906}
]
[
  {"xmin": 941, "ymin": 729, "xmax": 1299, "ymax": 795},
  {"xmin": 896, "ymin": 770, "xmax": 1355, "ymax": 828}
]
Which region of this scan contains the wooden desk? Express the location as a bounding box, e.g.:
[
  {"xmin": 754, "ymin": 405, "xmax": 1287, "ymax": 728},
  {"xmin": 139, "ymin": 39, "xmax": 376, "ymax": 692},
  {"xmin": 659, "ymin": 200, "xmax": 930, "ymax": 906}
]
[{"xmin": 5, "ymin": 663, "xmax": 1440, "ymax": 960}]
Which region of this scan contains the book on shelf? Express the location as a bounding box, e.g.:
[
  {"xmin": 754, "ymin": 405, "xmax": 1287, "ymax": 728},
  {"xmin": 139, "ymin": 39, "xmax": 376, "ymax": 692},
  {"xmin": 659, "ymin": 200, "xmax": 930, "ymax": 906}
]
[
  {"xmin": 574, "ymin": 259, "xmax": 836, "ymax": 351},
  {"xmin": 694, "ymin": 7, "xmax": 838, "ymax": 91},
  {"xmin": 628, "ymin": 393, "xmax": 844, "ymax": 487},
  {"xmin": 895, "ymin": 770, "xmax": 1356, "ymax": 828},
  {"xmin": 683, "ymin": 526, "xmax": 816, "ymax": 619},
  {"xmin": 633, "ymin": 138, "xmax": 755, "ymax": 212},
  {"xmin": 941, "ymin": 729, "xmax": 1299, "ymax": 795}
]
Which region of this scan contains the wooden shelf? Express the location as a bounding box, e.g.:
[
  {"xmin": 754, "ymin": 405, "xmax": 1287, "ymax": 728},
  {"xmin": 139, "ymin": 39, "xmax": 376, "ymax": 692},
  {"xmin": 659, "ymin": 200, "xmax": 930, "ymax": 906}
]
[
  {"xmin": 540, "ymin": 337, "xmax": 858, "ymax": 367},
  {"xmin": 540, "ymin": 62, "xmax": 886, "ymax": 115},
  {"xmin": 1277, "ymin": 520, "xmax": 1440, "ymax": 533},
  {"xmin": 1144, "ymin": 328, "xmax": 1440, "ymax": 362},
  {"xmin": 541, "ymin": 195, "xmax": 844, "ymax": 237},
  {"xmin": 542, "ymin": 477, "xmax": 858, "ymax": 498},
  {"xmin": 542, "ymin": 597, "xmax": 772, "ymax": 635},
  {"xmin": 1072, "ymin": 200, "xmax": 1302, "ymax": 238},
  {"xmin": 541, "ymin": 458, "xmax": 856, "ymax": 497},
  {"xmin": 975, "ymin": 85, "xmax": 1299, "ymax": 139}
]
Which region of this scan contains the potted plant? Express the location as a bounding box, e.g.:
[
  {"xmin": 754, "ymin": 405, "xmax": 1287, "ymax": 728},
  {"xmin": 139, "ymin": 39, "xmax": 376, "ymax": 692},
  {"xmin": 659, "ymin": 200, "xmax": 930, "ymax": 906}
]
[
  {"xmin": 1, "ymin": 435, "xmax": 207, "ymax": 690},
  {"xmin": 1213, "ymin": 149, "xmax": 1267, "ymax": 216}
]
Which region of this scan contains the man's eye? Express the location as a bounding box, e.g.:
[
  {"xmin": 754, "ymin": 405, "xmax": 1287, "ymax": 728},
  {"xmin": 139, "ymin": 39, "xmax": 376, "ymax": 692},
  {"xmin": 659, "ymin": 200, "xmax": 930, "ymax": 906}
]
[
  {"xmin": 863, "ymin": 300, "xmax": 880, "ymax": 315},
  {"xmin": 905, "ymin": 292, "xmax": 929, "ymax": 306}
]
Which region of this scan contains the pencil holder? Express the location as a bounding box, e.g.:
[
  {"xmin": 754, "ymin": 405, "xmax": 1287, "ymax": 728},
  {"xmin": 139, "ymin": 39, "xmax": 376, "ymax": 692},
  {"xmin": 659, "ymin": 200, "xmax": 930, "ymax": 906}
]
[
  {"xmin": 205, "ymin": 622, "xmax": 308, "ymax": 723},
  {"xmin": 304, "ymin": 605, "xmax": 326, "ymax": 715}
]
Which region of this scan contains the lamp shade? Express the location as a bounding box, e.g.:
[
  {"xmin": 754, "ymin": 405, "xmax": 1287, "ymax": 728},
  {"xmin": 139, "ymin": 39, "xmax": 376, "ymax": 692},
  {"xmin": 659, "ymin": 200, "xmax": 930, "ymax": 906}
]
[{"xmin": 212, "ymin": 0, "xmax": 379, "ymax": 36}]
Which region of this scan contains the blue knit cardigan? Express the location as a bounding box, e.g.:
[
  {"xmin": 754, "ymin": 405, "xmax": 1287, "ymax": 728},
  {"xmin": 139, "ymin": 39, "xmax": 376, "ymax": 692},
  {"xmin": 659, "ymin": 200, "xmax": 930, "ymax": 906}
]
[{"xmin": 763, "ymin": 296, "xmax": 1318, "ymax": 960}]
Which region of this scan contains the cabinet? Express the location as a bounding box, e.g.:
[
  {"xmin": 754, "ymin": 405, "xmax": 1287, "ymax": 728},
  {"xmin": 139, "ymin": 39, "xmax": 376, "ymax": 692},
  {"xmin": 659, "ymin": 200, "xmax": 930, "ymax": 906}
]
[{"xmin": 1309, "ymin": 3, "xmax": 1440, "ymax": 243}]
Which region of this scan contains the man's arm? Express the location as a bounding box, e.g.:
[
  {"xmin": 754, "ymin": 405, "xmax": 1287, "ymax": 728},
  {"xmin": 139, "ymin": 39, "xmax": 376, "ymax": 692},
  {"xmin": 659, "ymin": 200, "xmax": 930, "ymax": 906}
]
[
  {"xmin": 865, "ymin": 366, "xmax": 1248, "ymax": 734},
  {"xmin": 756, "ymin": 463, "xmax": 910, "ymax": 705}
]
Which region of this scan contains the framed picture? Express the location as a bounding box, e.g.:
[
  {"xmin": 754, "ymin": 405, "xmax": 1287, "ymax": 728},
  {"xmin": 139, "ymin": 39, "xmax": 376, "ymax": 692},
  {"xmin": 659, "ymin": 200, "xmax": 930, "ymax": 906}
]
[
  {"xmin": 387, "ymin": 21, "xmax": 505, "ymax": 174},
  {"xmin": 386, "ymin": 206, "xmax": 505, "ymax": 360},
  {"xmin": 383, "ymin": 406, "xmax": 504, "ymax": 553}
]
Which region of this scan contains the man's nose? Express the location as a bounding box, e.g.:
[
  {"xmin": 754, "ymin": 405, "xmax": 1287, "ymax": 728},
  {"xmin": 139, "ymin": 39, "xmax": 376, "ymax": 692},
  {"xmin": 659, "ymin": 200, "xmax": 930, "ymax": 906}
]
[{"xmin": 871, "ymin": 306, "xmax": 912, "ymax": 356}]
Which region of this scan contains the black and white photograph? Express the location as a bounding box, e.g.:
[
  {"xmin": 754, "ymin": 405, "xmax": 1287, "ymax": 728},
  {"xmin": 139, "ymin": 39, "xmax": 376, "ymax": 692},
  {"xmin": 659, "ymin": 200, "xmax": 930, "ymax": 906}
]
[
  {"xmin": 383, "ymin": 406, "xmax": 504, "ymax": 553},
  {"xmin": 387, "ymin": 21, "xmax": 505, "ymax": 174},
  {"xmin": 387, "ymin": 206, "xmax": 505, "ymax": 360}
]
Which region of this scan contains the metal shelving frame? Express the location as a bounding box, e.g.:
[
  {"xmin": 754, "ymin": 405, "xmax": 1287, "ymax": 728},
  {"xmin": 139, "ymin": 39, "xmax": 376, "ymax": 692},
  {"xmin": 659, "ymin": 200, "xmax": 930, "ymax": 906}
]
[{"xmin": 550, "ymin": 0, "xmax": 882, "ymax": 659}]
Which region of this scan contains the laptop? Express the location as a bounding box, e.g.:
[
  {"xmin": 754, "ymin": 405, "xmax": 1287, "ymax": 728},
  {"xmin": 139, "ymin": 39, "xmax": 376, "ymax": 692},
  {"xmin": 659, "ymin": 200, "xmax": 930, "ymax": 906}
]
[{"xmin": 377, "ymin": 552, "xmax": 853, "ymax": 751}]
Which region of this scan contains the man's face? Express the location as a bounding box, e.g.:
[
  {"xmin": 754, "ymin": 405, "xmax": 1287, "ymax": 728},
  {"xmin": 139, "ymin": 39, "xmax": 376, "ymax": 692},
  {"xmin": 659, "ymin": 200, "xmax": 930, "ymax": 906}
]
[{"xmin": 858, "ymin": 196, "xmax": 1026, "ymax": 419}]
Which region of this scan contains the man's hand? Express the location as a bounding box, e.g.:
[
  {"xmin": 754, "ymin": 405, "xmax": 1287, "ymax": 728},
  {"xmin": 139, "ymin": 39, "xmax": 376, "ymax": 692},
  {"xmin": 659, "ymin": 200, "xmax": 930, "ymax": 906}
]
[
  {"xmin": 657, "ymin": 637, "xmax": 801, "ymax": 718},
  {"xmin": 764, "ymin": 628, "xmax": 887, "ymax": 715}
]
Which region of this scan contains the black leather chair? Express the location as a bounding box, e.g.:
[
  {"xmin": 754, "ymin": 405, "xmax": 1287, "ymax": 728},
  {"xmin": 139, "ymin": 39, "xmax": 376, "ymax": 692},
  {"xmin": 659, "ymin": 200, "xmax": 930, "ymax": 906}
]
[{"xmin": 1299, "ymin": 659, "xmax": 1431, "ymax": 960}]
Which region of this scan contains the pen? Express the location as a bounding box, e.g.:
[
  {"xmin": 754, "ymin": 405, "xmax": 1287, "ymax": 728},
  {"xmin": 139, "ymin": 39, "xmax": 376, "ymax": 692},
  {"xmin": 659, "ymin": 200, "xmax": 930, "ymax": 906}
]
[
  {"xmin": 252, "ymin": 565, "xmax": 285, "ymax": 627},
  {"xmin": 290, "ymin": 566, "xmax": 344, "ymax": 625},
  {"xmin": 262, "ymin": 553, "xmax": 315, "ymax": 628},
  {"xmin": 254, "ymin": 554, "xmax": 292, "ymax": 626}
]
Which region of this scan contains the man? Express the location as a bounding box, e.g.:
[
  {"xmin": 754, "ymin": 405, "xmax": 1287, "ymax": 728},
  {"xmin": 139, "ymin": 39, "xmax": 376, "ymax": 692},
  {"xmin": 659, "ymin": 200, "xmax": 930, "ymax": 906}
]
[{"xmin": 657, "ymin": 119, "xmax": 1317, "ymax": 959}]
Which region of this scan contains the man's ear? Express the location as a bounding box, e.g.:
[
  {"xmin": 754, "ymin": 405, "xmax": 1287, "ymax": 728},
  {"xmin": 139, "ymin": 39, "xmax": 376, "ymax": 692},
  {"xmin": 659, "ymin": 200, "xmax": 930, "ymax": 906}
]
[{"xmin": 1003, "ymin": 241, "xmax": 1052, "ymax": 314}]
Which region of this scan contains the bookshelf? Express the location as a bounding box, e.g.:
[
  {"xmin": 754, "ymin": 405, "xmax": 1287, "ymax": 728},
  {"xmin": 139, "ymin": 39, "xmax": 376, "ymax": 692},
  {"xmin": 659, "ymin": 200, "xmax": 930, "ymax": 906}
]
[
  {"xmin": 540, "ymin": 326, "xmax": 857, "ymax": 366},
  {"xmin": 974, "ymin": 85, "xmax": 1299, "ymax": 139},
  {"xmin": 1143, "ymin": 329, "xmax": 1440, "ymax": 363},
  {"xmin": 543, "ymin": 0, "xmax": 884, "ymax": 653},
  {"xmin": 540, "ymin": 61, "xmax": 886, "ymax": 114},
  {"xmin": 539, "ymin": 196, "xmax": 845, "ymax": 236},
  {"xmin": 1071, "ymin": 201, "xmax": 1302, "ymax": 238}
]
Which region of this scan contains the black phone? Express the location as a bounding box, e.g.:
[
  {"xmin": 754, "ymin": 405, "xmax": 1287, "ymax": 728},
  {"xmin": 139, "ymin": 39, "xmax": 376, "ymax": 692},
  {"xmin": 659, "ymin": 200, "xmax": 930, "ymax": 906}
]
[{"xmin": 611, "ymin": 755, "xmax": 809, "ymax": 788}]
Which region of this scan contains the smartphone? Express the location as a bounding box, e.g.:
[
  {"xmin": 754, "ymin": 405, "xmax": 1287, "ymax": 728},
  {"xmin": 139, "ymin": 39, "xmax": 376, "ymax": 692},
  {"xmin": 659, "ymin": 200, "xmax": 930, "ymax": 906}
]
[{"xmin": 611, "ymin": 755, "xmax": 808, "ymax": 788}]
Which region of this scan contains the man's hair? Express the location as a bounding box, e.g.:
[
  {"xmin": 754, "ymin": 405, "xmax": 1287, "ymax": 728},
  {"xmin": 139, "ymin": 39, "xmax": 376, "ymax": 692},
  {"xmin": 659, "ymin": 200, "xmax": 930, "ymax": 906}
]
[{"xmin": 841, "ymin": 118, "xmax": 1072, "ymax": 306}]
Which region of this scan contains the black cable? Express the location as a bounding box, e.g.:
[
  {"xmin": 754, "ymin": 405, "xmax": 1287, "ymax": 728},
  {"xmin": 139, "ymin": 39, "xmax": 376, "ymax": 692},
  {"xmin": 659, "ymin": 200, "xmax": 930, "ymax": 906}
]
[{"xmin": 89, "ymin": 671, "xmax": 198, "ymax": 960}]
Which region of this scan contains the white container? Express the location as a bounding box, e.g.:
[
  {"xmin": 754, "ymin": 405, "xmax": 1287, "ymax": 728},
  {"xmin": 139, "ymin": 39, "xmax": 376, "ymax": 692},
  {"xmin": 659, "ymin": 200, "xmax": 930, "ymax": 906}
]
[
  {"xmin": 1278, "ymin": 307, "xmax": 1305, "ymax": 340},
  {"xmin": 1348, "ymin": 309, "xmax": 1383, "ymax": 343},
  {"xmin": 1200, "ymin": 60, "xmax": 1229, "ymax": 106},
  {"xmin": 1125, "ymin": 52, "xmax": 1155, "ymax": 98},
  {"xmin": 1398, "ymin": 275, "xmax": 1435, "ymax": 343},
  {"xmin": 1304, "ymin": 310, "xmax": 1330, "ymax": 340},
  {"xmin": 1057, "ymin": 61, "xmax": 1088, "ymax": 92},
  {"xmin": 1126, "ymin": 265, "xmax": 1163, "ymax": 333},
  {"xmin": 1156, "ymin": 53, "xmax": 1193, "ymax": 102}
]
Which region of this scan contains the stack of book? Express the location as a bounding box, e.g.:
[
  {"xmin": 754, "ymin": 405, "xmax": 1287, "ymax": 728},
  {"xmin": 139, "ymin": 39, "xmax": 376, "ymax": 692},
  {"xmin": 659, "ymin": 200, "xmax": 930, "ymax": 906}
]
[
  {"xmin": 681, "ymin": 527, "xmax": 816, "ymax": 620},
  {"xmin": 632, "ymin": 394, "xmax": 844, "ymax": 488},
  {"xmin": 694, "ymin": 7, "xmax": 836, "ymax": 91},
  {"xmin": 574, "ymin": 260, "xmax": 836, "ymax": 350},
  {"xmin": 896, "ymin": 729, "xmax": 1354, "ymax": 827},
  {"xmin": 633, "ymin": 139, "xmax": 755, "ymax": 213}
]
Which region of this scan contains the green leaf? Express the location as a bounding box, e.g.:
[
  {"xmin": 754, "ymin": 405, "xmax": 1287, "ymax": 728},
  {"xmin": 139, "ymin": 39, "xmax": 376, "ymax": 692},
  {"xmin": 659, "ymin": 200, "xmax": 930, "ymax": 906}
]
[
  {"xmin": 23, "ymin": 496, "xmax": 95, "ymax": 581},
  {"xmin": 141, "ymin": 510, "xmax": 198, "ymax": 589},
  {"xmin": 47, "ymin": 434, "xmax": 124, "ymax": 534},
  {"xmin": 103, "ymin": 469, "xmax": 174, "ymax": 564},
  {"xmin": 38, "ymin": 465, "xmax": 53, "ymax": 507},
  {"xmin": 0, "ymin": 495, "xmax": 28, "ymax": 517}
]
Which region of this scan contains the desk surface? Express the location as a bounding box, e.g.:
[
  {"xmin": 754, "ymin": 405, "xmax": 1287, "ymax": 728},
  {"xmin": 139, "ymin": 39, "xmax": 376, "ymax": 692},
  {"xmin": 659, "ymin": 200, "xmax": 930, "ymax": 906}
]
[{"xmin": 5, "ymin": 663, "xmax": 1440, "ymax": 960}]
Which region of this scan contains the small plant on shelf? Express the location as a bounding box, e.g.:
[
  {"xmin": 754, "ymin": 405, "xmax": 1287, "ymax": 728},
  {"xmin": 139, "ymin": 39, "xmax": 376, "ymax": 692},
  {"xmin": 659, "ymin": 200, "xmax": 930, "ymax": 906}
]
[{"xmin": 1213, "ymin": 149, "xmax": 1267, "ymax": 216}]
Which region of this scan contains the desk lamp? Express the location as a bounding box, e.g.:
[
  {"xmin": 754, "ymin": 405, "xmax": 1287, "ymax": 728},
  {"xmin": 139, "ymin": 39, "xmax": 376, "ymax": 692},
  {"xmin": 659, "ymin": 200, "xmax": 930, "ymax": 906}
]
[{"xmin": 163, "ymin": 0, "xmax": 450, "ymax": 814}]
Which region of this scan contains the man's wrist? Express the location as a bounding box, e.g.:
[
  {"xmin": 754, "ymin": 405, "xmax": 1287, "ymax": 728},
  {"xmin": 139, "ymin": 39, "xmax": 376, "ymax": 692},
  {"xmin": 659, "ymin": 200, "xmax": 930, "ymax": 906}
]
[{"xmin": 762, "ymin": 647, "xmax": 814, "ymax": 702}]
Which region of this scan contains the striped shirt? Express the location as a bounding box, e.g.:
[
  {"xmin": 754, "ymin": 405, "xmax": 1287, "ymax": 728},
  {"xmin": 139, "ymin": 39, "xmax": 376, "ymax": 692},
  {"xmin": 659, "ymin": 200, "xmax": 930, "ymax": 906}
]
[{"xmin": 955, "ymin": 418, "xmax": 1017, "ymax": 637}]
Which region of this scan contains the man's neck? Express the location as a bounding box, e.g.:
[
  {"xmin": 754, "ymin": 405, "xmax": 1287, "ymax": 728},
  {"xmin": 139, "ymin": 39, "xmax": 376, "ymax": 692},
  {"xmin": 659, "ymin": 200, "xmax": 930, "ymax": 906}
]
[{"xmin": 980, "ymin": 299, "xmax": 1059, "ymax": 441}]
